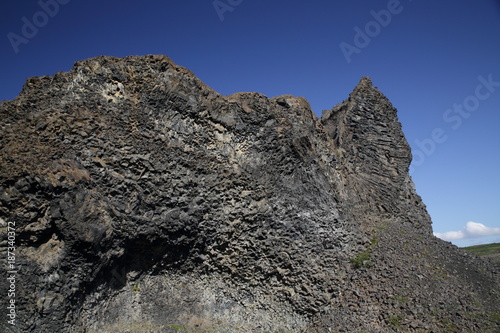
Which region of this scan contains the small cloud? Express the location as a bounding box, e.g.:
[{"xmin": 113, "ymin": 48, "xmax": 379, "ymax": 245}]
[{"xmin": 434, "ymin": 221, "xmax": 500, "ymax": 241}]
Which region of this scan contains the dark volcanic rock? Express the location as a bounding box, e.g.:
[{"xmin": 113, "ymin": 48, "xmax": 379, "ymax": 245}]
[
  {"xmin": 0, "ymin": 55, "xmax": 498, "ymax": 332},
  {"xmin": 322, "ymin": 76, "xmax": 432, "ymax": 233}
]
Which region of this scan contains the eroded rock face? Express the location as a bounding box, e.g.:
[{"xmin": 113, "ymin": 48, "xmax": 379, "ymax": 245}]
[
  {"xmin": 0, "ymin": 55, "xmax": 498, "ymax": 332},
  {"xmin": 321, "ymin": 76, "xmax": 432, "ymax": 233}
]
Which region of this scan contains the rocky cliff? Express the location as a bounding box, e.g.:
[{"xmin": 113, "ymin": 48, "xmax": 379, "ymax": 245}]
[{"xmin": 0, "ymin": 55, "xmax": 498, "ymax": 332}]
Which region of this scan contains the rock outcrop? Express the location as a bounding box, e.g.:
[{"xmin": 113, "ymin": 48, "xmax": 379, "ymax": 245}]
[{"xmin": 0, "ymin": 55, "xmax": 498, "ymax": 332}]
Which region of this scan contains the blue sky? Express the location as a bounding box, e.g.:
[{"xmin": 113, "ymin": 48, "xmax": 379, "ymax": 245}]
[{"xmin": 1, "ymin": 0, "xmax": 499, "ymax": 247}]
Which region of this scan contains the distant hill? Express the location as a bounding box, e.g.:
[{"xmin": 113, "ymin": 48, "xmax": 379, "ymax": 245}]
[{"xmin": 463, "ymin": 243, "xmax": 500, "ymax": 263}]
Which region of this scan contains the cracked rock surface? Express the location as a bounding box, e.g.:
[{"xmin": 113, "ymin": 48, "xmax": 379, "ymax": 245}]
[{"xmin": 0, "ymin": 55, "xmax": 498, "ymax": 332}]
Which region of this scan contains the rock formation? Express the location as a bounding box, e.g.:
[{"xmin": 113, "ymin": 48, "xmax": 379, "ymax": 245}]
[{"xmin": 0, "ymin": 55, "xmax": 498, "ymax": 332}]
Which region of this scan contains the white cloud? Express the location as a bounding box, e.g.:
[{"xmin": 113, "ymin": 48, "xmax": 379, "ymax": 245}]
[{"xmin": 434, "ymin": 221, "xmax": 500, "ymax": 241}]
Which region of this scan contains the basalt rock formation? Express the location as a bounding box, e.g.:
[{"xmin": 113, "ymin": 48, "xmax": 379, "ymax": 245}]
[{"xmin": 0, "ymin": 55, "xmax": 498, "ymax": 333}]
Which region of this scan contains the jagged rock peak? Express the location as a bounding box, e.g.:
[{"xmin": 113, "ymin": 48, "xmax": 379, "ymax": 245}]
[
  {"xmin": 344, "ymin": 76, "xmax": 379, "ymax": 105},
  {"xmin": 321, "ymin": 75, "xmax": 431, "ymax": 232},
  {"xmin": 356, "ymin": 75, "xmax": 373, "ymax": 88}
]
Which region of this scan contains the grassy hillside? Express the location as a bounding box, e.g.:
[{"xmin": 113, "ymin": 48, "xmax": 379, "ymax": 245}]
[{"xmin": 463, "ymin": 243, "xmax": 500, "ymax": 257}]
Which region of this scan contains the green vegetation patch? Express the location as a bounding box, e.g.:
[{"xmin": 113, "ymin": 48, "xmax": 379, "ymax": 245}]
[
  {"xmin": 463, "ymin": 243, "xmax": 500, "ymax": 256},
  {"xmin": 168, "ymin": 324, "xmax": 188, "ymax": 332},
  {"xmin": 387, "ymin": 314, "xmax": 404, "ymax": 327},
  {"xmin": 351, "ymin": 251, "xmax": 372, "ymax": 269}
]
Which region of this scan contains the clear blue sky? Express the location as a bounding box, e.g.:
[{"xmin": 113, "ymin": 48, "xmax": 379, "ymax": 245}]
[{"xmin": 1, "ymin": 0, "xmax": 499, "ymax": 246}]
